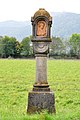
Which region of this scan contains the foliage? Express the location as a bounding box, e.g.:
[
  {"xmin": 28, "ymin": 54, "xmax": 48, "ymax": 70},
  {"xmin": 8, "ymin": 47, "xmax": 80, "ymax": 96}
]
[
  {"xmin": 0, "ymin": 59, "xmax": 80, "ymax": 120},
  {"xmin": 15, "ymin": 41, "xmax": 22, "ymax": 58},
  {"xmin": 0, "ymin": 34, "xmax": 80, "ymax": 59},
  {"xmin": 0, "ymin": 36, "xmax": 17, "ymax": 58},
  {"xmin": 69, "ymin": 33, "xmax": 80, "ymax": 58},
  {"xmin": 50, "ymin": 37, "xmax": 65, "ymax": 57},
  {"xmin": 20, "ymin": 36, "xmax": 33, "ymax": 57},
  {"xmin": 0, "ymin": 36, "xmax": 33, "ymax": 58}
]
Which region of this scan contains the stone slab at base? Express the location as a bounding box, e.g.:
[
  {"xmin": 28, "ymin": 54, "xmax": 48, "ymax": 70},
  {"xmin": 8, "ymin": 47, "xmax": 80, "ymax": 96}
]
[{"xmin": 27, "ymin": 91, "xmax": 55, "ymax": 114}]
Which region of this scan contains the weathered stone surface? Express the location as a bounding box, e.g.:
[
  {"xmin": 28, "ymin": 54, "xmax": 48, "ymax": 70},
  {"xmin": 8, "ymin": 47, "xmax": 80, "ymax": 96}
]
[
  {"xmin": 36, "ymin": 56, "xmax": 47, "ymax": 85},
  {"xmin": 33, "ymin": 42, "xmax": 49, "ymax": 54},
  {"xmin": 27, "ymin": 91, "xmax": 55, "ymax": 114},
  {"xmin": 31, "ymin": 8, "xmax": 52, "ymax": 41},
  {"xmin": 33, "ymin": 8, "xmax": 51, "ymax": 19},
  {"xmin": 27, "ymin": 8, "xmax": 56, "ymax": 114},
  {"xmin": 33, "ymin": 86, "xmax": 50, "ymax": 91}
]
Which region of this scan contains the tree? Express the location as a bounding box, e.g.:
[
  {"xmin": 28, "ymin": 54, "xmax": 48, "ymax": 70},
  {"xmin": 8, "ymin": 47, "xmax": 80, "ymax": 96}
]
[
  {"xmin": 0, "ymin": 36, "xmax": 17, "ymax": 58},
  {"xmin": 7, "ymin": 37, "xmax": 17, "ymax": 57},
  {"xmin": 20, "ymin": 37, "xmax": 31, "ymax": 57},
  {"xmin": 0, "ymin": 36, "xmax": 3, "ymax": 57},
  {"xmin": 0, "ymin": 36, "xmax": 9, "ymax": 58},
  {"xmin": 50, "ymin": 36, "xmax": 65, "ymax": 57},
  {"xmin": 69, "ymin": 33, "xmax": 80, "ymax": 58},
  {"xmin": 15, "ymin": 41, "xmax": 22, "ymax": 58}
]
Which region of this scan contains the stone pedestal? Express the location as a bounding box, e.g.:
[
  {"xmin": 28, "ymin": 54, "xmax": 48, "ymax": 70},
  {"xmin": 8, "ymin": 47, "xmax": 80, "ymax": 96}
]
[
  {"xmin": 27, "ymin": 55, "xmax": 55, "ymax": 114},
  {"xmin": 27, "ymin": 91, "xmax": 55, "ymax": 114}
]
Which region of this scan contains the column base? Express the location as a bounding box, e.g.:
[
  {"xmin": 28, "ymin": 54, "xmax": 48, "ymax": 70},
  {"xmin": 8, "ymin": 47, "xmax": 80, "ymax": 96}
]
[
  {"xmin": 33, "ymin": 84, "xmax": 50, "ymax": 91},
  {"xmin": 27, "ymin": 91, "xmax": 56, "ymax": 114}
]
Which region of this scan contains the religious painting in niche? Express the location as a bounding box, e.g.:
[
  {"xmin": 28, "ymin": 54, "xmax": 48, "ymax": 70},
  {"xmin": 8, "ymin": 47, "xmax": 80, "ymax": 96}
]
[{"xmin": 36, "ymin": 21, "xmax": 47, "ymax": 37}]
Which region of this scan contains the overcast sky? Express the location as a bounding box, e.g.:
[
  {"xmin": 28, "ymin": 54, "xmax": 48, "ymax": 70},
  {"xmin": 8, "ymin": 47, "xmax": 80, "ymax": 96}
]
[{"xmin": 0, "ymin": 0, "xmax": 80, "ymax": 22}]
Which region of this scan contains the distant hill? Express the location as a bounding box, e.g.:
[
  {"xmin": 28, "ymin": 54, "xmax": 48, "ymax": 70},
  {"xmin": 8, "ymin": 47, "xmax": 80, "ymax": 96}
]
[
  {"xmin": 0, "ymin": 21, "xmax": 31, "ymax": 41},
  {"xmin": 0, "ymin": 12, "xmax": 80, "ymax": 41},
  {"xmin": 52, "ymin": 12, "xmax": 80, "ymax": 38}
]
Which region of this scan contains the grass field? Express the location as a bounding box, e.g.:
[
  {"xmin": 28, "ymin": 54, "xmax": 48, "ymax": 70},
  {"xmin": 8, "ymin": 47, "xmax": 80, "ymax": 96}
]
[{"xmin": 0, "ymin": 59, "xmax": 80, "ymax": 120}]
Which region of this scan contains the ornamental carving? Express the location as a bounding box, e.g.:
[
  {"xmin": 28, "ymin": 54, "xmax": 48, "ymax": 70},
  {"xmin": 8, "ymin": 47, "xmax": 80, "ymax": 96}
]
[{"xmin": 33, "ymin": 42, "xmax": 49, "ymax": 53}]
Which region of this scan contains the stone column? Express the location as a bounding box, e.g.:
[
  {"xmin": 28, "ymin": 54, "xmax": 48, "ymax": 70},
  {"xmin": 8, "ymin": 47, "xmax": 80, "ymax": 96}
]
[
  {"xmin": 27, "ymin": 53, "xmax": 55, "ymax": 113},
  {"xmin": 33, "ymin": 55, "xmax": 50, "ymax": 92},
  {"xmin": 36, "ymin": 56, "xmax": 47, "ymax": 85},
  {"xmin": 27, "ymin": 8, "xmax": 55, "ymax": 114}
]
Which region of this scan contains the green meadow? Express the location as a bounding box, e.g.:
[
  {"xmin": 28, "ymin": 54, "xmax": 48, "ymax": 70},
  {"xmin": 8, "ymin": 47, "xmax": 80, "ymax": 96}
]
[{"xmin": 0, "ymin": 59, "xmax": 80, "ymax": 120}]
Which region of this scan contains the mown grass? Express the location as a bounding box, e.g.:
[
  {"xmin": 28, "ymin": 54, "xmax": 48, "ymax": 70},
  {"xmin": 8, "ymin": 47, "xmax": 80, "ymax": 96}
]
[{"xmin": 0, "ymin": 59, "xmax": 80, "ymax": 120}]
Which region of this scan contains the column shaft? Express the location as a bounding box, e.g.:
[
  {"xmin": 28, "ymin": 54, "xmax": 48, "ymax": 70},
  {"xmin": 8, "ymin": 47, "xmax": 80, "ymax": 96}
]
[{"xmin": 35, "ymin": 56, "xmax": 48, "ymax": 85}]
